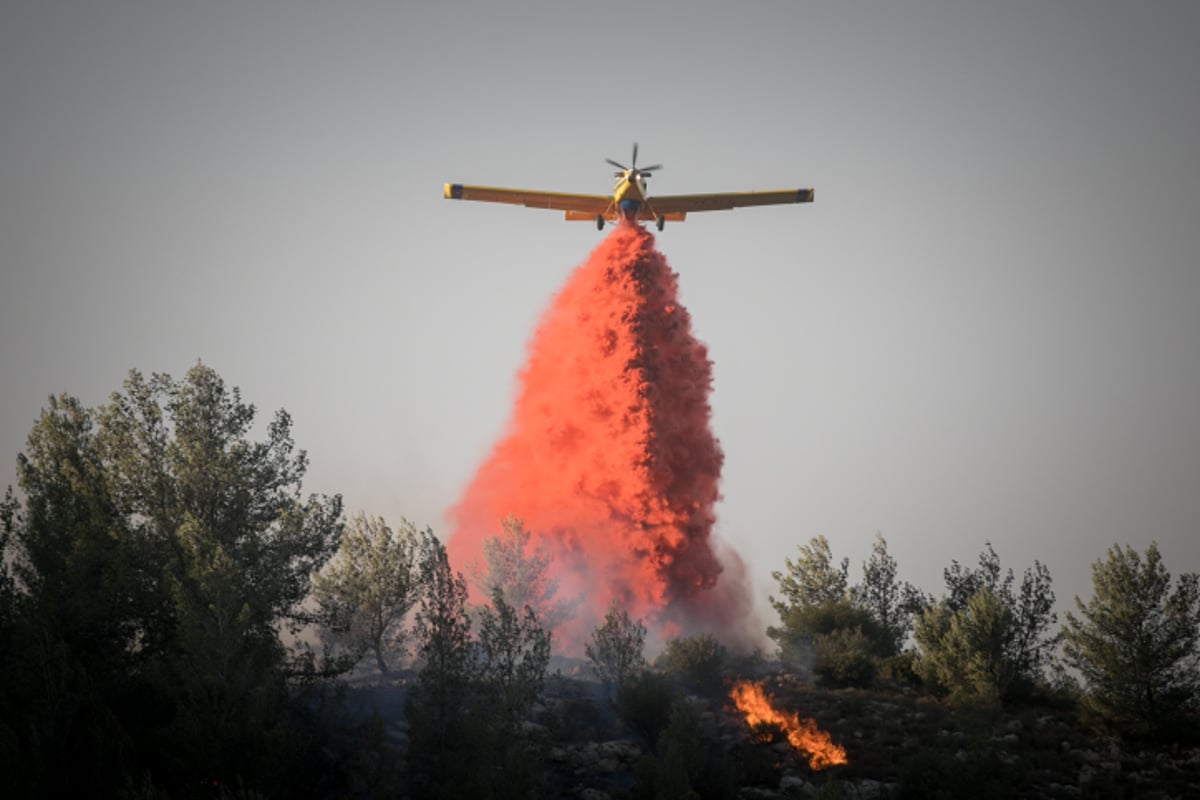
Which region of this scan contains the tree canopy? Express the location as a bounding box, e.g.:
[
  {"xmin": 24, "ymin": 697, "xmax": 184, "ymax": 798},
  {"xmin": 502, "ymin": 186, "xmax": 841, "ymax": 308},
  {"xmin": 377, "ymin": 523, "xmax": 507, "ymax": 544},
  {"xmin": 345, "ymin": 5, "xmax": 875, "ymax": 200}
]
[
  {"xmin": 915, "ymin": 543, "xmax": 1058, "ymax": 705},
  {"xmin": 769, "ymin": 534, "xmax": 850, "ymax": 615},
  {"xmin": 1062, "ymin": 542, "xmax": 1200, "ymax": 733},
  {"xmin": 0, "ymin": 364, "xmax": 344, "ymax": 796},
  {"xmin": 312, "ymin": 512, "xmax": 434, "ymax": 674},
  {"xmin": 473, "ymin": 514, "xmax": 580, "ymax": 632},
  {"xmin": 586, "ymin": 599, "xmax": 648, "ymax": 692}
]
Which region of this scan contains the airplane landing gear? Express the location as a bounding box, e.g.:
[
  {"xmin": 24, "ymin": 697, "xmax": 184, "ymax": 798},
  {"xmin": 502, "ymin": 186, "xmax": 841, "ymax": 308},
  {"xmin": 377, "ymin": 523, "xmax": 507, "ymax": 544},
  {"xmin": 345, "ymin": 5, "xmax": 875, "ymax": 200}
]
[
  {"xmin": 596, "ymin": 215, "xmax": 605, "ymax": 230},
  {"xmin": 656, "ymin": 215, "xmax": 665, "ymax": 231}
]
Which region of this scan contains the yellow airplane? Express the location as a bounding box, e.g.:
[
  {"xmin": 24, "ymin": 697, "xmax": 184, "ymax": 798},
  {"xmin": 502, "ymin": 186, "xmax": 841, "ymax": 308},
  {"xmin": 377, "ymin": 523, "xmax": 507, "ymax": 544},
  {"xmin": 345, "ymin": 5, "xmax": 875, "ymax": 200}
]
[{"xmin": 443, "ymin": 144, "xmax": 814, "ymax": 230}]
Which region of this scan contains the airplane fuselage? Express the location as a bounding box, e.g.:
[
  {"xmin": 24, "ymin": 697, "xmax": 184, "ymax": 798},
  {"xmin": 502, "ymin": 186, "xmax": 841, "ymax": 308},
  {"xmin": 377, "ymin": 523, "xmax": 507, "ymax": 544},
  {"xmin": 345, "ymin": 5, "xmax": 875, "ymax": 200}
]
[{"xmin": 613, "ymin": 172, "xmax": 648, "ymax": 220}]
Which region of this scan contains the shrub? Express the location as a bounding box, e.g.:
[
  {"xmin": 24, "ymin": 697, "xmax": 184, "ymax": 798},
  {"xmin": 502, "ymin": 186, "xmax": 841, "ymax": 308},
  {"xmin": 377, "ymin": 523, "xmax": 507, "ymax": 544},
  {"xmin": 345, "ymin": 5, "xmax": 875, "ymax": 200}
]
[
  {"xmin": 771, "ymin": 599, "xmax": 888, "ymax": 688},
  {"xmin": 634, "ymin": 699, "xmax": 737, "ymax": 800},
  {"xmin": 877, "ymin": 651, "xmax": 921, "ymax": 686},
  {"xmin": 618, "ymin": 670, "xmax": 678, "ymax": 742},
  {"xmin": 940, "ymin": 543, "xmax": 1059, "ymax": 686},
  {"xmin": 657, "ymin": 633, "xmax": 728, "ymax": 693},
  {"xmin": 814, "ymin": 627, "xmax": 877, "ymax": 688},
  {"xmin": 585, "ymin": 600, "xmax": 647, "ymax": 692},
  {"xmin": 914, "ymin": 589, "xmax": 1016, "ymax": 707},
  {"xmin": 898, "ymin": 743, "xmax": 1015, "ymax": 799}
]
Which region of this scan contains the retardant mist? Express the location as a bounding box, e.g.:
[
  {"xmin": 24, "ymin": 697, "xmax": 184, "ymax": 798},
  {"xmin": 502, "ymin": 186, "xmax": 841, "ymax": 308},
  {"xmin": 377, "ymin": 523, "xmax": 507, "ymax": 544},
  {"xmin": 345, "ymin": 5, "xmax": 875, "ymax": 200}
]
[{"xmin": 447, "ymin": 220, "xmax": 752, "ymax": 652}]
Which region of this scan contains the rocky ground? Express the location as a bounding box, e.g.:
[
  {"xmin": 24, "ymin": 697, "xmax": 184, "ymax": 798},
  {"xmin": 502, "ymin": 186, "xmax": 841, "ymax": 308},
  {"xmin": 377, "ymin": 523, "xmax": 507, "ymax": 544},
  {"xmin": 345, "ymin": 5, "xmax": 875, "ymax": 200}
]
[{"xmin": 335, "ymin": 666, "xmax": 1200, "ymax": 799}]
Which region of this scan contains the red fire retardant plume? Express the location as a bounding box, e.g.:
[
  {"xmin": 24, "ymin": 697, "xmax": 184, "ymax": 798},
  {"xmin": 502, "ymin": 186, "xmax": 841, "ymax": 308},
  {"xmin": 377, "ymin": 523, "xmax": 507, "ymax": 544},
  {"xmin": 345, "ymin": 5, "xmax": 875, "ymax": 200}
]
[{"xmin": 447, "ymin": 221, "xmax": 751, "ymax": 649}]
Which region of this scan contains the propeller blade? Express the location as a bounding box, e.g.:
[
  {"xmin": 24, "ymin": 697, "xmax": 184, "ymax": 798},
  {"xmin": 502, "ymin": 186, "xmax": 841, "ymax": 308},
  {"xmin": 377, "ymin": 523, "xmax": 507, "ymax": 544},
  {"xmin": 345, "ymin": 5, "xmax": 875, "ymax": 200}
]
[
  {"xmin": 639, "ymin": 164, "xmax": 662, "ymax": 173},
  {"xmin": 632, "ymin": 142, "xmax": 639, "ymax": 167},
  {"xmin": 606, "ymin": 158, "xmax": 628, "ymax": 170}
]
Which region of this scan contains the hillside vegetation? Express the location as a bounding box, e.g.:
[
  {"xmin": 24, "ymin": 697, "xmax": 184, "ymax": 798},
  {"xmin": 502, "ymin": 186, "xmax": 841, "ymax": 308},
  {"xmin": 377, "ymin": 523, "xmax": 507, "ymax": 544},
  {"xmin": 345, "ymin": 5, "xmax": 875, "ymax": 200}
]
[{"xmin": 2, "ymin": 365, "xmax": 1197, "ymax": 798}]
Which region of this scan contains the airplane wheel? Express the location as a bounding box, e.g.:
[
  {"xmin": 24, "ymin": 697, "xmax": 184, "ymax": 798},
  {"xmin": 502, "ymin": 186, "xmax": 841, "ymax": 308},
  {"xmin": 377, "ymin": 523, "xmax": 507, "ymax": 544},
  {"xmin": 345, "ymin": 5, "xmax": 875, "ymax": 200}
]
[
  {"xmin": 596, "ymin": 215, "xmax": 605, "ymax": 231},
  {"xmin": 656, "ymin": 215, "xmax": 665, "ymax": 231}
]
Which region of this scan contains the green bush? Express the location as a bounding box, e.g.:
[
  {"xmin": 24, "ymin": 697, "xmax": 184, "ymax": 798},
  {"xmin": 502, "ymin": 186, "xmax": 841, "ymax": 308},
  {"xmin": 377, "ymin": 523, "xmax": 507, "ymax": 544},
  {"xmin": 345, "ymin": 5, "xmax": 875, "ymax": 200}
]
[
  {"xmin": 877, "ymin": 651, "xmax": 922, "ymax": 686},
  {"xmin": 618, "ymin": 670, "xmax": 678, "ymax": 742},
  {"xmin": 653, "ymin": 700, "xmax": 704, "ymax": 799},
  {"xmin": 914, "ymin": 589, "xmax": 1016, "ymax": 708},
  {"xmin": 898, "ymin": 744, "xmax": 1015, "ymax": 799},
  {"xmin": 657, "ymin": 633, "xmax": 728, "ymax": 693},
  {"xmin": 770, "ymin": 599, "xmax": 896, "ymax": 687},
  {"xmin": 814, "ymin": 627, "xmax": 877, "ymax": 688},
  {"xmin": 634, "ymin": 699, "xmax": 737, "ymax": 800}
]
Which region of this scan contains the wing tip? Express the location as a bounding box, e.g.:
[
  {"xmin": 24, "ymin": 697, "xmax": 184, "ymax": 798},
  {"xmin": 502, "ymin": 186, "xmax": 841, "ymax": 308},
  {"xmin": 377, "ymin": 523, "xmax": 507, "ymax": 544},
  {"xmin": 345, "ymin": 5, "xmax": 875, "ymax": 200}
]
[
  {"xmin": 444, "ymin": 183, "xmax": 464, "ymax": 200},
  {"xmin": 798, "ymin": 188, "xmax": 815, "ymax": 203}
]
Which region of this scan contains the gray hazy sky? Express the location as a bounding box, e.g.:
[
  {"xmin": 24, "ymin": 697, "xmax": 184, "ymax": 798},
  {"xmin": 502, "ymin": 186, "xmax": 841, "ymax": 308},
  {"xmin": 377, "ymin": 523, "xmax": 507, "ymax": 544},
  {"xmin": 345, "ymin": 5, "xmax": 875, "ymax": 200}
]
[{"xmin": 2, "ymin": 1, "xmax": 1198, "ymax": 629}]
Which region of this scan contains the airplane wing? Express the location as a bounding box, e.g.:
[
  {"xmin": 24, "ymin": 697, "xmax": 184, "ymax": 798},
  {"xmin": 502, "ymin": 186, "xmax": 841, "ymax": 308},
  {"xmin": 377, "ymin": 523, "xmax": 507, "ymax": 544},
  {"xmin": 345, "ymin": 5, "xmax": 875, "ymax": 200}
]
[
  {"xmin": 647, "ymin": 188, "xmax": 814, "ymax": 216},
  {"xmin": 444, "ymin": 183, "xmax": 612, "ymax": 215}
]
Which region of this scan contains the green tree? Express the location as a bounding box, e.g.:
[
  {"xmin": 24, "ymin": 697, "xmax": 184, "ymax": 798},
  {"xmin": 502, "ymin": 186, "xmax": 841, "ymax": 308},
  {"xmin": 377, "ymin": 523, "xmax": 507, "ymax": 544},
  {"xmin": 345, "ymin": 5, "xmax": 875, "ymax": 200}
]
[
  {"xmin": 769, "ymin": 534, "xmax": 921, "ymax": 685},
  {"xmin": 98, "ymin": 365, "xmax": 343, "ymax": 646},
  {"xmin": 850, "ymin": 533, "xmax": 927, "ymax": 655},
  {"xmin": 473, "ymin": 514, "xmax": 579, "ymax": 632},
  {"xmin": 1062, "ymin": 542, "xmax": 1200, "ymax": 733},
  {"xmin": 104, "ymin": 365, "xmax": 343, "ymax": 790},
  {"xmin": 914, "ymin": 588, "xmax": 1016, "ymax": 706},
  {"xmin": 0, "ymin": 490, "xmax": 19, "ymax": 790},
  {"xmin": 406, "ymin": 539, "xmax": 478, "ymax": 798},
  {"xmin": 475, "ymin": 586, "xmax": 552, "ymax": 797},
  {"xmin": 0, "ymin": 365, "xmax": 345, "ymax": 796},
  {"xmin": 478, "ymin": 586, "xmax": 552, "ymax": 727},
  {"xmin": 1, "ymin": 394, "xmax": 154, "ymax": 795},
  {"xmin": 935, "ymin": 543, "xmax": 1059, "ymax": 686},
  {"xmin": 12, "ymin": 395, "xmax": 151, "ymax": 667},
  {"xmin": 769, "ymin": 535, "xmax": 849, "ymax": 615},
  {"xmin": 312, "ymin": 512, "xmax": 434, "ymax": 674},
  {"xmin": 0, "ymin": 489, "xmax": 15, "ymax": 630},
  {"xmin": 586, "ymin": 599, "xmax": 648, "ymax": 693}
]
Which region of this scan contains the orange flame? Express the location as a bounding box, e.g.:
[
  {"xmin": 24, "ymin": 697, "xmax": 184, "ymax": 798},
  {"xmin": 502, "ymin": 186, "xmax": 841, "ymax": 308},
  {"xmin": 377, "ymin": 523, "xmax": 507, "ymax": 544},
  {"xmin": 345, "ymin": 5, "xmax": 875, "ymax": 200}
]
[{"xmin": 729, "ymin": 680, "xmax": 848, "ymax": 770}]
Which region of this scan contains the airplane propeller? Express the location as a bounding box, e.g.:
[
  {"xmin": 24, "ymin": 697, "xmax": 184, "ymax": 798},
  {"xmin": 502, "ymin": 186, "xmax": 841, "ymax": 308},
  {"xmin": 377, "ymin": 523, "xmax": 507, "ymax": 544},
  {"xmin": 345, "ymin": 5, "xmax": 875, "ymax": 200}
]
[{"xmin": 606, "ymin": 143, "xmax": 661, "ymax": 178}]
